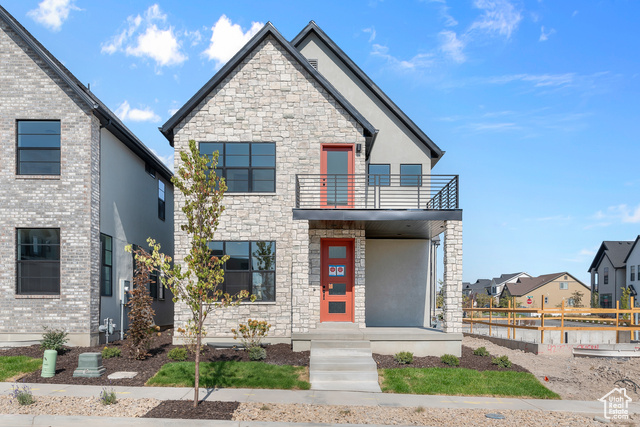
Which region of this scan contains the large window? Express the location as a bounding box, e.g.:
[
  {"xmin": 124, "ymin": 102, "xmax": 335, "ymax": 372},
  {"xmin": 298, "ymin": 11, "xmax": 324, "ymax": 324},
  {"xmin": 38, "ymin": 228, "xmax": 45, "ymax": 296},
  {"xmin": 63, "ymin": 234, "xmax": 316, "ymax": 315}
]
[
  {"xmin": 17, "ymin": 121, "xmax": 61, "ymax": 175},
  {"xmin": 100, "ymin": 234, "xmax": 112, "ymax": 296},
  {"xmin": 158, "ymin": 180, "xmax": 166, "ymax": 221},
  {"xmin": 208, "ymin": 241, "xmax": 275, "ymax": 301},
  {"xmin": 367, "ymin": 164, "xmax": 390, "ymax": 186},
  {"xmin": 17, "ymin": 229, "xmax": 60, "ymax": 295},
  {"xmin": 200, "ymin": 142, "xmax": 275, "ymax": 192},
  {"xmin": 600, "ymin": 293, "xmax": 612, "ymax": 308},
  {"xmin": 400, "ymin": 164, "xmax": 422, "ymax": 186}
]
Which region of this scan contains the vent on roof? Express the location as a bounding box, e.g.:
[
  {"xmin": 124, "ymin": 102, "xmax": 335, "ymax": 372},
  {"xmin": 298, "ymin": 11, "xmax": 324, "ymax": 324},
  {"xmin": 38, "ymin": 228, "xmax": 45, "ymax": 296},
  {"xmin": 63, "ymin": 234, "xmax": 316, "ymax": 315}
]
[{"xmin": 308, "ymin": 58, "xmax": 318, "ymax": 70}]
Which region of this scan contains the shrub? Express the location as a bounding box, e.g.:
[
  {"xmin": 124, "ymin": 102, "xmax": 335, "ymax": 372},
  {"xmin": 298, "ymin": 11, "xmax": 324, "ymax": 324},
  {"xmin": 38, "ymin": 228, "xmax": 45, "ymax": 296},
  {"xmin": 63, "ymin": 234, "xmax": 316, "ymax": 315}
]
[
  {"xmin": 231, "ymin": 319, "xmax": 271, "ymax": 350},
  {"xmin": 127, "ymin": 247, "xmax": 156, "ymax": 359},
  {"xmin": 40, "ymin": 326, "xmax": 68, "ymax": 353},
  {"xmin": 101, "ymin": 347, "xmax": 122, "ymax": 359},
  {"xmin": 10, "ymin": 384, "xmax": 34, "ymax": 406},
  {"xmin": 492, "ymin": 355, "xmax": 512, "ymax": 368},
  {"xmin": 440, "ymin": 354, "xmax": 460, "ymax": 366},
  {"xmin": 248, "ymin": 346, "xmax": 267, "ymax": 361},
  {"xmin": 100, "ymin": 387, "xmax": 117, "ymax": 405},
  {"xmin": 167, "ymin": 347, "xmax": 188, "ymax": 361},
  {"xmin": 394, "ymin": 351, "xmax": 414, "ymax": 365},
  {"xmin": 473, "ymin": 347, "xmax": 490, "ymax": 357}
]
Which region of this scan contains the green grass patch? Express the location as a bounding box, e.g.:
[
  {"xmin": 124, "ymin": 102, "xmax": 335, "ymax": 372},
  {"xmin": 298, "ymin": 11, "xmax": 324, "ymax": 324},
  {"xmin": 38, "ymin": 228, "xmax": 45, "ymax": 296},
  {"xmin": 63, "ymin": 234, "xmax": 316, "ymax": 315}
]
[
  {"xmin": 147, "ymin": 361, "xmax": 310, "ymax": 390},
  {"xmin": 380, "ymin": 367, "xmax": 559, "ymax": 399},
  {"xmin": 0, "ymin": 356, "xmax": 42, "ymax": 381}
]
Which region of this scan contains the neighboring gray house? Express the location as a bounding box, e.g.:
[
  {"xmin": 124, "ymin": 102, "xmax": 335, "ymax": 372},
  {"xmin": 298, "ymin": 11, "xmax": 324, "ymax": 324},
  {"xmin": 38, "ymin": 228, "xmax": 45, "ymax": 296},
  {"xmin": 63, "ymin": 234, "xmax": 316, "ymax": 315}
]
[
  {"xmin": 624, "ymin": 235, "xmax": 640, "ymax": 307},
  {"xmin": 462, "ymin": 279, "xmax": 490, "ymax": 298},
  {"xmin": 589, "ymin": 241, "xmax": 633, "ymax": 308},
  {"xmin": 0, "ymin": 6, "xmax": 174, "ymax": 346},
  {"xmin": 160, "ymin": 21, "xmax": 463, "ymax": 356},
  {"xmin": 489, "ymin": 272, "xmax": 530, "ymax": 299}
]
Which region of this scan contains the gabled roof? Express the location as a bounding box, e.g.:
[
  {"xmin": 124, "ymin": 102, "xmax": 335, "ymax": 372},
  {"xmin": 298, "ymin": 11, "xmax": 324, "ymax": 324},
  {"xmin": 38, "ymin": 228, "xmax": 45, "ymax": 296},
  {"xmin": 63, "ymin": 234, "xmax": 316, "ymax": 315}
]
[
  {"xmin": 0, "ymin": 5, "xmax": 172, "ymax": 182},
  {"xmin": 160, "ymin": 22, "xmax": 376, "ymax": 147},
  {"xmin": 463, "ymin": 279, "xmax": 490, "ymax": 291},
  {"xmin": 491, "ymin": 272, "xmax": 526, "ymax": 285},
  {"xmin": 588, "ymin": 241, "xmax": 634, "ymax": 272},
  {"xmin": 503, "ymin": 272, "xmax": 589, "ymax": 297},
  {"xmin": 624, "ymin": 235, "xmax": 640, "ymax": 263},
  {"xmin": 291, "ymin": 21, "xmax": 444, "ymax": 164}
]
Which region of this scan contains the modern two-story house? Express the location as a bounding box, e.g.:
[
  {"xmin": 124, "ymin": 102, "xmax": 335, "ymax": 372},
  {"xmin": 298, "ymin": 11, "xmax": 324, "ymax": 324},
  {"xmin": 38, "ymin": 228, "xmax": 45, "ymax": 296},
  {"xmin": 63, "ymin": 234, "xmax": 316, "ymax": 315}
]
[
  {"xmin": 589, "ymin": 241, "xmax": 634, "ymax": 308},
  {"xmin": 489, "ymin": 272, "xmax": 530, "ymax": 300},
  {"xmin": 161, "ymin": 21, "xmax": 463, "ymax": 356},
  {"xmin": 0, "ymin": 6, "xmax": 174, "ymax": 346}
]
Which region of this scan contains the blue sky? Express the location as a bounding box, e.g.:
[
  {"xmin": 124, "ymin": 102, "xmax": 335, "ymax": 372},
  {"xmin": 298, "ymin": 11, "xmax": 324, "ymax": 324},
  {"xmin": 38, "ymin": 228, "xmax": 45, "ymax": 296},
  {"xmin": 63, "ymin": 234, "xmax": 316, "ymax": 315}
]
[{"xmin": 4, "ymin": 0, "xmax": 640, "ymax": 285}]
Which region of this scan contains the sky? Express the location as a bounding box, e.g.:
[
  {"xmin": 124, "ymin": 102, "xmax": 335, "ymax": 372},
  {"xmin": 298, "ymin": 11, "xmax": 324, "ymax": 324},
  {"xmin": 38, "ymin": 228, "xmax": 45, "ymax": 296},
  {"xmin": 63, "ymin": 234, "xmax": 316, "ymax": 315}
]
[{"xmin": 3, "ymin": 0, "xmax": 640, "ymax": 286}]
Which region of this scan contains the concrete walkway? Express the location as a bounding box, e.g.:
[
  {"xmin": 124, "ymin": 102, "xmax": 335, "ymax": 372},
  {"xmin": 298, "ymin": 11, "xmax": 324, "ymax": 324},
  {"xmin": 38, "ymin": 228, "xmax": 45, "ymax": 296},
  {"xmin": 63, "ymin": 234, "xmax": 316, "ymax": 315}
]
[{"xmin": 2, "ymin": 383, "xmax": 639, "ymax": 426}]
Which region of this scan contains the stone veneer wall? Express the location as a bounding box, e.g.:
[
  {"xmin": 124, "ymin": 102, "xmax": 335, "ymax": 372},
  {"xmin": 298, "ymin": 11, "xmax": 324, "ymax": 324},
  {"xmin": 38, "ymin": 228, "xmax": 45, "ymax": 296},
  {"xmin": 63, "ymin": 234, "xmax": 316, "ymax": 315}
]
[
  {"xmin": 0, "ymin": 19, "xmax": 101, "ymax": 345},
  {"xmin": 442, "ymin": 220, "xmax": 463, "ymax": 333},
  {"xmin": 308, "ymin": 223, "xmax": 366, "ymax": 330},
  {"xmin": 172, "ymin": 36, "xmax": 366, "ymax": 341}
]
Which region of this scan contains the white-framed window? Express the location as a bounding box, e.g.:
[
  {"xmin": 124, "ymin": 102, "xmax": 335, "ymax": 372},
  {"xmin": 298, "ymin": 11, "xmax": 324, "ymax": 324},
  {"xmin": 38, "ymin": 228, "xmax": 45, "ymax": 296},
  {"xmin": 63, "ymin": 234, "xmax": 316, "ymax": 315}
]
[{"xmin": 560, "ymin": 282, "xmax": 568, "ymax": 290}]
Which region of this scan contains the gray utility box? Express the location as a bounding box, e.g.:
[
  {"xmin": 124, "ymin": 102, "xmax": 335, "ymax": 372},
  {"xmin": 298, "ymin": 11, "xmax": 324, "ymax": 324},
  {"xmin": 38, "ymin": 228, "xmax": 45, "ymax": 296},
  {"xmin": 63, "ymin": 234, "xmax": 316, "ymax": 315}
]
[{"xmin": 72, "ymin": 352, "xmax": 106, "ymax": 378}]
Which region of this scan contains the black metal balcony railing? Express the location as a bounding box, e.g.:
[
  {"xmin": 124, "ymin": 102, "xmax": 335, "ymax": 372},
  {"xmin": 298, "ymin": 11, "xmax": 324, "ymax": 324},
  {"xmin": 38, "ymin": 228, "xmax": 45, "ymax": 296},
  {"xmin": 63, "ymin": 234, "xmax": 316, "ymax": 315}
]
[{"xmin": 295, "ymin": 174, "xmax": 459, "ymax": 210}]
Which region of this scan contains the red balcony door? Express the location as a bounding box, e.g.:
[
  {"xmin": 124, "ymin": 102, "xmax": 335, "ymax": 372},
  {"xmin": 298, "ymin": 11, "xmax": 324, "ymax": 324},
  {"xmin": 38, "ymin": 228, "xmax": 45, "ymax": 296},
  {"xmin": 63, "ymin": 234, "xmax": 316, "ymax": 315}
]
[
  {"xmin": 320, "ymin": 144, "xmax": 354, "ymax": 208},
  {"xmin": 320, "ymin": 239, "xmax": 355, "ymax": 322}
]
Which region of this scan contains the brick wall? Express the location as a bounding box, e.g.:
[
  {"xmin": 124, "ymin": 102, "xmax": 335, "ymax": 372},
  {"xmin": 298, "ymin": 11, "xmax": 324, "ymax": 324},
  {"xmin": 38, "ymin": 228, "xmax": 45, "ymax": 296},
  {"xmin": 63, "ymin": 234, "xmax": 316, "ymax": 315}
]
[
  {"xmin": 0, "ymin": 19, "xmax": 100, "ymax": 345},
  {"xmin": 172, "ymin": 36, "xmax": 366, "ymax": 340}
]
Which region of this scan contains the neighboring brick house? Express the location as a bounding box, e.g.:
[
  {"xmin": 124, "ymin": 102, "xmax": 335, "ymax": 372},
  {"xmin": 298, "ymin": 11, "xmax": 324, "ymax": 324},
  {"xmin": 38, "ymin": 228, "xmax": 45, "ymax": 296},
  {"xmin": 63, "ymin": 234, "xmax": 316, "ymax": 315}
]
[
  {"xmin": 501, "ymin": 272, "xmax": 590, "ymax": 308},
  {"xmin": 589, "ymin": 241, "xmax": 634, "ymax": 308},
  {"xmin": 161, "ymin": 22, "xmax": 463, "ymax": 356},
  {"xmin": 0, "ymin": 7, "xmax": 174, "ymax": 346}
]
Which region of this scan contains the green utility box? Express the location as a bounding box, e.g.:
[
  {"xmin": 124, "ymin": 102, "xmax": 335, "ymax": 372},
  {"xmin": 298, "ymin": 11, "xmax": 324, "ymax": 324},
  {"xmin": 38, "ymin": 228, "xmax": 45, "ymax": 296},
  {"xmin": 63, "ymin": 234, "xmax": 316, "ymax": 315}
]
[
  {"xmin": 72, "ymin": 352, "xmax": 106, "ymax": 378},
  {"xmin": 41, "ymin": 349, "xmax": 57, "ymax": 378}
]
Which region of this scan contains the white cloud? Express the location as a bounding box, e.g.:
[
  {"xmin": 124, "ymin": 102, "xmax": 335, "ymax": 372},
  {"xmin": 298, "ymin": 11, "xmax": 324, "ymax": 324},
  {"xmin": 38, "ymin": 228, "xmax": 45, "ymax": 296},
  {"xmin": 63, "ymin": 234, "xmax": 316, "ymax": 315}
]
[
  {"xmin": 439, "ymin": 30, "xmax": 465, "ymax": 63},
  {"xmin": 486, "ymin": 73, "xmax": 577, "ymax": 88},
  {"xmin": 539, "ymin": 26, "xmax": 556, "ymax": 42},
  {"xmin": 151, "ymin": 149, "xmax": 174, "ymax": 172},
  {"xmin": 586, "ymin": 204, "xmax": 640, "ymax": 229},
  {"xmin": 362, "ymin": 27, "xmax": 376, "ymax": 43},
  {"xmin": 27, "ymin": 0, "xmax": 80, "ymax": 32},
  {"xmin": 371, "ymin": 44, "xmax": 435, "ymax": 70},
  {"xmin": 168, "ymin": 108, "xmax": 179, "ymax": 116},
  {"xmin": 115, "ymin": 101, "xmax": 161, "ymax": 123},
  {"xmin": 469, "ymin": 0, "xmax": 522, "ymax": 39},
  {"xmin": 102, "ymin": 4, "xmax": 187, "ymax": 68},
  {"xmin": 202, "ymin": 15, "xmax": 263, "ymax": 69}
]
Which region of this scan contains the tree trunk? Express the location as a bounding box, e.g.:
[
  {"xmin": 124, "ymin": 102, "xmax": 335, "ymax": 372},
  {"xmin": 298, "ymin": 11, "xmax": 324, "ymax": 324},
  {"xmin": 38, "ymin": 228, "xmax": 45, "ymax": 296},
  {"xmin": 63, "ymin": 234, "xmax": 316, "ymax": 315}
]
[{"xmin": 194, "ymin": 309, "xmax": 202, "ymax": 407}]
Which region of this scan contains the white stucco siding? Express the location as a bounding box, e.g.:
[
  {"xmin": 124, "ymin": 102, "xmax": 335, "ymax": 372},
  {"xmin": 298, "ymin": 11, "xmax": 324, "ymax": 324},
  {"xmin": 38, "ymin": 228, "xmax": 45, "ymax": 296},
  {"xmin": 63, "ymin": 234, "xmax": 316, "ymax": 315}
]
[
  {"xmin": 365, "ymin": 239, "xmax": 430, "ymax": 327},
  {"xmin": 297, "ymin": 34, "xmax": 433, "ymax": 174},
  {"xmin": 99, "ymin": 128, "xmax": 174, "ymax": 329}
]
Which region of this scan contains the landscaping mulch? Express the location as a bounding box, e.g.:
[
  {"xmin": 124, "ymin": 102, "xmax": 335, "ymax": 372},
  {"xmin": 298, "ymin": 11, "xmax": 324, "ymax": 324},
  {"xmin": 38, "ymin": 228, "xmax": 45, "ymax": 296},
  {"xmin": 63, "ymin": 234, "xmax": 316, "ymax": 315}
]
[
  {"xmin": 0, "ymin": 330, "xmax": 309, "ymax": 386},
  {"xmin": 142, "ymin": 400, "xmax": 239, "ymax": 420},
  {"xmin": 373, "ymin": 345, "xmax": 529, "ymax": 372}
]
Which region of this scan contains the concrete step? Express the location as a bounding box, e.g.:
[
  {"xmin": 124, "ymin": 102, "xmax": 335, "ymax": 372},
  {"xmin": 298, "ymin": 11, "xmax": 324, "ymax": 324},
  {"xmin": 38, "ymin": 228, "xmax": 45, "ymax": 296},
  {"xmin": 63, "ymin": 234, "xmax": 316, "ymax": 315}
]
[
  {"xmin": 311, "ymin": 381, "xmax": 382, "ymax": 393},
  {"xmin": 311, "ymin": 340, "xmax": 371, "ymax": 349},
  {"xmin": 310, "ymin": 357, "xmax": 377, "ymax": 371},
  {"xmin": 310, "ymin": 370, "xmax": 379, "ymax": 382},
  {"xmin": 316, "ymin": 322, "xmax": 361, "ymax": 330},
  {"xmin": 311, "ymin": 347, "xmax": 373, "ymax": 357}
]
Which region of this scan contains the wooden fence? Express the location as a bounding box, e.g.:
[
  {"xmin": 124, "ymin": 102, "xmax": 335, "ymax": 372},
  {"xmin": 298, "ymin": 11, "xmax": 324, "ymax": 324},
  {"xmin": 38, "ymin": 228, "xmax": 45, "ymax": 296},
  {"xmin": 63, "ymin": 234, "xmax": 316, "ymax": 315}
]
[{"xmin": 463, "ymin": 296, "xmax": 640, "ymax": 344}]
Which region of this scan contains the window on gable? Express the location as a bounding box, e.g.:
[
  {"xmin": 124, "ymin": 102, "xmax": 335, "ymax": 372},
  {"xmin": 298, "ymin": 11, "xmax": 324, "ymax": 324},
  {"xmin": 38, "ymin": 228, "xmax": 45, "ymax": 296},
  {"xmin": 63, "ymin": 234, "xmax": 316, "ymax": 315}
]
[
  {"xmin": 367, "ymin": 164, "xmax": 390, "ymax": 186},
  {"xmin": 200, "ymin": 142, "xmax": 276, "ymax": 193},
  {"xmin": 208, "ymin": 241, "xmax": 275, "ymax": 301},
  {"xmin": 17, "ymin": 120, "xmax": 61, "ymax": 175},
  {"xmin": 17, "ymin": 228, "xmax": 60, "ymax": 295},
  {"xmin": 158, "ymin": 180, "xmax": 166, "ymax": 221},
  {"xmin": 604, "ymin": 267, "xmax": 609, "ymax": 285},
  {"xmin": 100, "ymin": 234, "xmax": 113, "ymax": 296},
  {"xmin": 559, "ymin": 282, "xmax": 568, "ymax": 290},
  {"xmin": 400, "ymin": 164, "xmax": 422, "ymax": 186}
]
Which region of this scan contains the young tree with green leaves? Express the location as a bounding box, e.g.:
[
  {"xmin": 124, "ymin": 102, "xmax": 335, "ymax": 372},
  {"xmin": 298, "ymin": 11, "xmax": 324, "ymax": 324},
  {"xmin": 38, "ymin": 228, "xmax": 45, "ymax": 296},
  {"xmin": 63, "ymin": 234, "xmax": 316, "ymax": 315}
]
[{"xmin": 129, "ymin": 140, "xmax": 253, "ymax": 407}]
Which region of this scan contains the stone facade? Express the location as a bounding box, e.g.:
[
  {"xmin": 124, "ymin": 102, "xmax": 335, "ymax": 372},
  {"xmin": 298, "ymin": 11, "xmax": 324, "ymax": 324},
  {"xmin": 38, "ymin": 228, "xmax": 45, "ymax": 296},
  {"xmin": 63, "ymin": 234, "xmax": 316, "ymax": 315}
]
[
  {"xmin": 0, "ymin": 18, "xmax": 100, "ymax": 345},
  {"xmin": 172, "ymin": 36, "xmax": 366, "ymax": 341},
  {"xmin": 442, "ymin": 220, "xmax": 463, "ymax": 333}
]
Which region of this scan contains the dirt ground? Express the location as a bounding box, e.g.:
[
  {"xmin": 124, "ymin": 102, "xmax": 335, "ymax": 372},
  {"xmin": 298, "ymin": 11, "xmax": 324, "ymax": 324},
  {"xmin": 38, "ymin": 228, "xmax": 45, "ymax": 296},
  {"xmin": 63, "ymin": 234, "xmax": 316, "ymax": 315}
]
[{"xmin": 463, "ymin": 335, "xmax": 640, "ymax": 401}]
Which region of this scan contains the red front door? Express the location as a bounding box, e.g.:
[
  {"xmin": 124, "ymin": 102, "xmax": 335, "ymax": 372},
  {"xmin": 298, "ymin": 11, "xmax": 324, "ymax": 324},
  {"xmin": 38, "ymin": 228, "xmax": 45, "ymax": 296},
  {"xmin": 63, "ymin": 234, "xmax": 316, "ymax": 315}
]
[
  {"xmin": 320, "ymin": 239, "xmax": 354, "ymax": 322},
  {"xmin": 320, "ymin": 145, "xmax": 354, "ymax": 208}
]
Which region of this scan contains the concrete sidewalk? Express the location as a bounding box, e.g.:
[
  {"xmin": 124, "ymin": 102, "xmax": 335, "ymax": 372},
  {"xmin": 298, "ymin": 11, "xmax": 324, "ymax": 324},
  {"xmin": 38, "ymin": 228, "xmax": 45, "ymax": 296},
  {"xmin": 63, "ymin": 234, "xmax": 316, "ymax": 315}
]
[{"xmin": 1, "ymin": 383, "xmax": 638, "ymax": 426}]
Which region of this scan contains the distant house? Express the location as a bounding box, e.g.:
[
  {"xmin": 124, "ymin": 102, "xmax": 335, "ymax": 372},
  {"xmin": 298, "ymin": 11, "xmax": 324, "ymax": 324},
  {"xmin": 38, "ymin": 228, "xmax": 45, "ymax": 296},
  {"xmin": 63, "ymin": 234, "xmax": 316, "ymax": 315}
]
[
  {"xmin": 501, "ymin": 272, "xmax": 590, "ymax": 308},
  {"xmin": 462, "ymin": 279, "xmax": 490, "ymax": 298},
  {"xmin": 588, "ymin": 241, "xmax": 634, "ymax": 308},
  {"xmin": 489, "ymin": 272, "xmax": 530, "ymax": 298},
  {"xmin": 624, "ymin": 235, "xmax": 640, "ymax": 307}
]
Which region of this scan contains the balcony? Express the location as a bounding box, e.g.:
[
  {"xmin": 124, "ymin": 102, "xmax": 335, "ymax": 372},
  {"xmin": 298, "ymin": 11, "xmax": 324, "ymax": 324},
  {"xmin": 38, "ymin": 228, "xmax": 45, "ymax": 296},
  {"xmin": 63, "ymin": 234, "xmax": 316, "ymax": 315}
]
[{"xmin": 295, "ymin": 174, "xmax": 459, "ymax": 210}]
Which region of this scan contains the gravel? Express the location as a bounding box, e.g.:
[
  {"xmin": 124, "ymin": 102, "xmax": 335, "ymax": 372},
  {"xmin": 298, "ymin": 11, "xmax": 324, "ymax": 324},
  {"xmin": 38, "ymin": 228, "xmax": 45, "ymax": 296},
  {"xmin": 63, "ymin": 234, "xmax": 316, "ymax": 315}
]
[{"xmin": 0, "ymin": 395, "xmax": 159, "ymax": 418}]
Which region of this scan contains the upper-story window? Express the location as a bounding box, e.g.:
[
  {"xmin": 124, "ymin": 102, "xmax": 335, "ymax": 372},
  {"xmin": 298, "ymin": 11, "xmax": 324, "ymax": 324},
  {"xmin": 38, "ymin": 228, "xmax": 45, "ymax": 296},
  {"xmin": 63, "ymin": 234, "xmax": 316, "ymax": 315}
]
[
  {"xmin": 604, "ymin": 267, "xmax": 609, "ymax": 285},
  {"xmin": 367, "ymin": 164, "xmax": 390, "ymax": 186},
  {"xmin": 200, "ymin": 142, "xmax": 275, "ymax": 193},
  {"xmin": 158, "ymin": 181, "xmax": 166, "ymax": 221},
  {"xmin": 17, "ymin": 120, "xmax": 60, "ymax": 175},
  {"xmin": 559, "ymin": 282, "xmax": 568, "ymax": 290},
  {"xmin": 631, "ymin": 266, "xmax": 636, "ymax": 282},
  {"xmin": 100, "ymin": 234, "xmax": 113, "ymax": 296},
  {"xmin": 400, "ymin": 164, "xmax": 422, "ymax": 186},
  {"xmin": 17, "ymin": 228, "xmax": 60, "ymax": 295}
]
